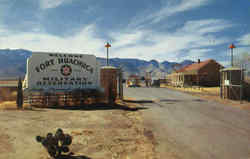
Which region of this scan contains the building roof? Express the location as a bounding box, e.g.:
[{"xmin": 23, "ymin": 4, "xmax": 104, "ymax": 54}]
[
  {"xmin": 176, "ymin": 59, "xmax": 222, "ymax": 74},
  {"xmin": 175, "ymin": 65, "xmax": 190, "ymax": 73},
  {"xmin": 101, "ymin": 66, "xmax": 117, "ymax": 69},
  {"xmin": 220, "ymin": 67, "xmax": 245, "ymax": 72}
]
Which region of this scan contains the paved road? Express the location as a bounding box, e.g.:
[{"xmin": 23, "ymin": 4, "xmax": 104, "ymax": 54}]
[{"xmin": 124, "ymin": 87, "xmax": 250, "ymax": 159}]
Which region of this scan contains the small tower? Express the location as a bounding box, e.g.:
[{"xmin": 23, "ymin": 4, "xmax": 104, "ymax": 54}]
[{"xmin": 220, "ymin": 67, "xmax": 244, "ymax": 100}]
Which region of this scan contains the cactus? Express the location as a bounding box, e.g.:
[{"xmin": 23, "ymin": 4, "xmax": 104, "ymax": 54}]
[{"xmin": 36, "ymin": 128, "xmax": 72, "ymax": 158}]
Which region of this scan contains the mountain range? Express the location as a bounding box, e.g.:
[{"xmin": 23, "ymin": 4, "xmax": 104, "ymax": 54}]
[{"xmin": 0, "ymin": 49, "xmax": 194, "ymax": 78}]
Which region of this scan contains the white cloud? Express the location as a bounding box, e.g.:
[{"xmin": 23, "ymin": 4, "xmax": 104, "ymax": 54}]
[
  {"xmin": 219, "ymin": 60, "xmax": 230, "ymax": 67},
  {"xmin": 110, "ymin": 19, "xmax": 233, "ymax": 62},
  {"xmin": 40, "ymin": 0, "xmax": 70, "ymax": 9},
  {"xmin": 233, "ymin": 47, "xmax": 250, "ymax": 65},
  {"xmin": 129, "ymin": 0, "xmax": 212, "ymax": 27},
  {"xmin": 0, "ymin": 24, "xmax": 106, "ymax": 57},
  {"xmin": 0, "ymin": 18, "xmax": 234, "ymax": 63},
  {"xmin": 238, "ymin": 33, "xmax": 250, "ymax": 46},
  {"xmin": 110, "ymin": 31, "xmax": 146, "ymax": 48},
  {"xmin": 184, "ymin": 48, "xmax": 212, "ymax": 58},
  {"xmin": 0, "ymin": 25, "xmax": 7, "ymax": 34},
  {"xmin": 180, "ymin": 19, "xmax": 233, "ymax": 35},
  {"xmin": 152, "ymin": 0, "xmax": 211, "ymax": 23},
  {"xmin": 109, "ymin": 33, "xmax": 202, "ymax": 61}
]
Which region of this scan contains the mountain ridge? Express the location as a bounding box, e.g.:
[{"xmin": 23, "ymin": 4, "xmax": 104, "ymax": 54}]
[{"xmin": 0, "ymin": 49, "xmax": 194, "ymax": 78}]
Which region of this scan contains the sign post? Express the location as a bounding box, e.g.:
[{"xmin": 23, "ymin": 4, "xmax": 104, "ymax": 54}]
[
  {"xmin": 105, "ymin": 42, "xmax": 111, "ymax": 66},
  {"xmin": 16, "ymin": 77, "xmax": 23, "ymax": 109}
]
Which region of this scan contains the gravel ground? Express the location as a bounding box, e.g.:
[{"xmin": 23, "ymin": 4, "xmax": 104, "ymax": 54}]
[{"xmin": 0, "ymin": 103, "xmax": 156, "ymax": 159}]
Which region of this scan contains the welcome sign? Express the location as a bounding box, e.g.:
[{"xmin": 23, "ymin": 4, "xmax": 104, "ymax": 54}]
[{"xmin": 24, "ymin": 52, "xmax": 100, "ymax": 91}]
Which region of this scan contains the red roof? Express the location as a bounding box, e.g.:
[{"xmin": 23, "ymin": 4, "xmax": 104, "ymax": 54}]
[
  {"xmin": 175, "ymin": 65, "xmax": 189, "ymax": 73},
  {"xmin": 176, "ymin": 59, "xmax": 219, "ymax": 73}
]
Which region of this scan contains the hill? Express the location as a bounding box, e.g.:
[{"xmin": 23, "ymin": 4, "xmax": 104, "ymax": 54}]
[{"xmin": 0, "ymin": 49, "xmax": 194, "ymax": 78}]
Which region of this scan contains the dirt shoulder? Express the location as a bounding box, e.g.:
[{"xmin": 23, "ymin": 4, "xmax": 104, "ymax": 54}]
[
  {"xmin": 0, "ymin": 101, "xmax": 156, "ymax": 159},
  {"xmin": 163, "ymin": 85, "xmax": 250, "ymax": 110}
]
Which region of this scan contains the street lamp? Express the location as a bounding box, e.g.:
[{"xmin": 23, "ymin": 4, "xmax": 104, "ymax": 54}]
[
  {"xmin": 229, "ymin": 43, "xmax": 236, "ymax": 67},
  {"xmin": 105, "ymin": 42, "xmax": 111, "ymax": 66}
]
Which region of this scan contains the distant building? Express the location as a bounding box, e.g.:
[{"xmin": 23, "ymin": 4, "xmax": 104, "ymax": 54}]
[
  {"xmin": 145, "ymin": 72, "xmax": 152, "ymax": 87},
  {"xmin": 167, "ymin": 59, "xmax": 223, "ymax": 87},
  {"xmin": 126, "ymin": 75, "xmax": 140, "ymax": 87}
]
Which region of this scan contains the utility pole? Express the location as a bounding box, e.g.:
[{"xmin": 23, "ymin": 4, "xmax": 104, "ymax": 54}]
[
  {"xmin": 229, "ymin": 43, "xmax": 236, "ymax": 67},
  {"xmin": 105, "ymin": 42, "xmax": 111, "ymax": 66}
]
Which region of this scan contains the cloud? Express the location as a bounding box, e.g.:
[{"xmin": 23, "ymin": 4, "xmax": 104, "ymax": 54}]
[
  {"xmin": 180, "ymin": 19, "xmax": 233, "ymax": 35},
  {"xmin": 110, "ymin": 19, "xmax": 233, "ymax": 62},
  {"xmin": 177, "ymin": 19, "xmax": 233, "ymax": 47},
  {"xmin": 0, "ymin": 25, "xmax": 8, "ymax": 34},
  {"xmin": 129, "ymin": 0, "xmax": 212, "ymax": 28},
  {"xmin": 152, "ymin": 0, "xmax": 212, "ymax": 23},
  {"xmin": 40, "ymin": 0, "xmax": 71, "ymax": 9},
  {"xmin": 110, "ymin": 31, "xmax": 146, "ymax": 49},
  {"xmin": 109, "ymin": 32, "xmax": 205, "ymax": 61},
  {"xmin": 219, "ymin": 60, "xmax": 231, "ymax": 67},
  {"xmin": 0, "ymin": 0, "xmax": 236, "ymax": 65},
  {"xmin": 0, "ymin": 24, "xmax": 106, "ymax": 57},
  {"xmin": 181, "ymin": 48, "xmax": 212, "ymax": 59},
  {"xmin": 238, "ymin": 33, "xmax": 250, "ymax": 46},
  {"xmin": 0, "ymin": 16, "xmax": 233, "ymax": 63}
]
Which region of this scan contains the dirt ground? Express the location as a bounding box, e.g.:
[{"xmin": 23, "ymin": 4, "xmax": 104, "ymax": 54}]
[
  {"xmin": 163, "ymin": 85, "xmax": 250, "ymax": 109},
  {"xmin": 0, "ymin": 100, "xmax": 156, "ymax": 159}
]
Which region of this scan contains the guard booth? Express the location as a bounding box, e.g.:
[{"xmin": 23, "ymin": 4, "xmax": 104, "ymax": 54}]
[
  {"xmin": 220, "ymin": 67, "xmax": 244, "ymax": 100},
  {"xmin": 100, "ymin": 66, "xmax": 123, "ymax": 104}
]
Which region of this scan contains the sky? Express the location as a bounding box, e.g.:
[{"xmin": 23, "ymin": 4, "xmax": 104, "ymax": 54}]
[{"xmin": 0, "ymin": 0, "xmax": 250, "ymax": 65}]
